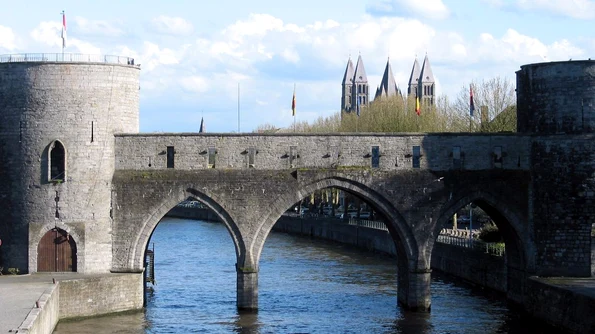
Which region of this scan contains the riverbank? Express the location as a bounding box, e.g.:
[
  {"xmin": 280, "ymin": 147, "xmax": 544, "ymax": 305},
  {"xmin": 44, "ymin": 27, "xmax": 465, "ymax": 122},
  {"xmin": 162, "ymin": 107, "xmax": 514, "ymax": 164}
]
[
  {"xmin": 0, "ymin": 273, "xmax": 143, "ymax": 334},
  {"xmin": 166, "ymin": 206, "xmax": 595, "ymax": 333}
]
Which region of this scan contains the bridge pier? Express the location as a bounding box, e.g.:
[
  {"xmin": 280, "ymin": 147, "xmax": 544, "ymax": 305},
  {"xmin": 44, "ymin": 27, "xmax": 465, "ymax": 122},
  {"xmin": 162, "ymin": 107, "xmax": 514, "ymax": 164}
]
[
  {"xmin": 236, "ymin": 266, "xmax": 259, "ymax": 311},
  {"xmin": 398, "ymin": 269, "xmax": 432, "ymax": 312}
]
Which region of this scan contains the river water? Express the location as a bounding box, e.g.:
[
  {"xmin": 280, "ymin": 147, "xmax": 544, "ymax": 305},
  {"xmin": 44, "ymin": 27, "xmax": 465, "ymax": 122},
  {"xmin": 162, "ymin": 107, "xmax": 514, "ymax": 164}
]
[{"xmin": 54, "ymin": 217, "xmax": 555, "ymax": 333}]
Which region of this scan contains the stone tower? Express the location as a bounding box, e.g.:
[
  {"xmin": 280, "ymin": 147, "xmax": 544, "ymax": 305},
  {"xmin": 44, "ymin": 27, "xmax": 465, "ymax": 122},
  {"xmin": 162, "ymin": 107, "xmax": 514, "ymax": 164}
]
[
  {"xmin": 375, "ymin": 58, "xmax": 401, "ymax": 100},
  {"xmin": 407, "ymin": 54, "xmax": 435, "ymax": 105},
  {"xmin": 0, "ymin": 54, "xmax": 140, "ymax": 273},
  {"xmin": 341, "ymin": 55, "xmax": 369, "ymax": 114},
  {"xmin": 341, "ymin": 57, "xmax": 355, "ymax": 112},
  {"xmin": 517, "ymin": 59, "xmax": 595, "ymax": 277}
]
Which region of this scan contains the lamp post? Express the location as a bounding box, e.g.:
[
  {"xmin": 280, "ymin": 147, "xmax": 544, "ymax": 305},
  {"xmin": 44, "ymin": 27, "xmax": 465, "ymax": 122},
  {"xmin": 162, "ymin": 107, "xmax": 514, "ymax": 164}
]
[{"xmin": 469, "ymin": 203, "xmax": 476, "ymax": 245}]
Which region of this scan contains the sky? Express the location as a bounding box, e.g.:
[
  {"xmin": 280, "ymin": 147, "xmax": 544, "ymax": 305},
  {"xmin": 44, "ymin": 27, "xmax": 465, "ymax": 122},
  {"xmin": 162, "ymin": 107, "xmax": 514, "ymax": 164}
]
[{"xmin": 0, "ymin": 0, "xmax": 593, "ymax": 133}]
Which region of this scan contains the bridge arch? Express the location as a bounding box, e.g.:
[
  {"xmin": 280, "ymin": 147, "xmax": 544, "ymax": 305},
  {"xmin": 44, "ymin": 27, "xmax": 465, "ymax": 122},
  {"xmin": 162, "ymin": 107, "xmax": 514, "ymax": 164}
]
[
  {"xmin": 435, "ymin": 188, "xmax": 533, "ymax": 303},
  {"xmin": 127, "ymin": 185, "xmax": 245, "ymax": 273},
  {"xmin": 248, "ymin": 174, "xmax": 427, "ymax": 310}
]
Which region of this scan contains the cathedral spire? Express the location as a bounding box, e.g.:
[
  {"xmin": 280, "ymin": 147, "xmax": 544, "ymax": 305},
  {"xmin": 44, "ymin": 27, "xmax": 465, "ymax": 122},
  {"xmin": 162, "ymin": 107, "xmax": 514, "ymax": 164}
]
[
  {"xmin": 407, "ymin": 57, "xmax": 422, "ymax": 96},
  {"xmin": 342, "ymin": 57, "xmax": 355, "ymax": 85},
  {"xmin": 375, "ymin": 58, "xmax": 399, "ymax": 99}
]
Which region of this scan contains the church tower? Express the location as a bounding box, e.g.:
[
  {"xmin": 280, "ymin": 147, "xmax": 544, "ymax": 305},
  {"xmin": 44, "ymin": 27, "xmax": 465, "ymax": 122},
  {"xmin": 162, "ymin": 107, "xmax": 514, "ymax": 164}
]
[
  {"xmin": 407, "ymin": 54, "xmax": 435, "ymax": 105},
  {"xmin": 341, "ymin": 57, "xmax": 355, "ymax": 112},
  {"xmin": 419, "ymin": 54, "xmax": 436, "ymax": 105},
  {"xmin": 351, "ymin": 55, "xmax": 369, "ymax": 113}
]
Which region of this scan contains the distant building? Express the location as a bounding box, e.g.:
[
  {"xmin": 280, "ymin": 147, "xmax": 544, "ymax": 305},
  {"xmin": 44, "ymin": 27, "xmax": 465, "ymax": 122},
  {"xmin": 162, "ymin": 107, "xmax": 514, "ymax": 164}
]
[{"xmin": 341, "ymin": 54, "xmax": 435, "ymax": 114}]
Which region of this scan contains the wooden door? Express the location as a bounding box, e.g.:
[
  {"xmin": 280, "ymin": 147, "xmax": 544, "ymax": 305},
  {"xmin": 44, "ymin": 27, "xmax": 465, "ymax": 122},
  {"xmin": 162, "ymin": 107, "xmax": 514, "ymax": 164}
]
[{"xmin": 37, "ymin": 228, "xmax": 77, "ymax": 272}]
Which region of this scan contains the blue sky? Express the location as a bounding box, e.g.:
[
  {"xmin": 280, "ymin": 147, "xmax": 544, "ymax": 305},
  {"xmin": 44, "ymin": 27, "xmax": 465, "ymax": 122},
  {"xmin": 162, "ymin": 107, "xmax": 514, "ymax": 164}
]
[{"xmin": 0, "ymin": 0, "xmax": 593, "ymax": 133}]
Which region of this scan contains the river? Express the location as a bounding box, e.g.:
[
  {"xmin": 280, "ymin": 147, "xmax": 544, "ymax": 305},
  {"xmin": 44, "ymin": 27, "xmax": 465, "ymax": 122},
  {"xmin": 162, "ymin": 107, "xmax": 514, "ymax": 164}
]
[{"xmin": 54, "ymin": 217, "xmax": 555, "ymax": 333}]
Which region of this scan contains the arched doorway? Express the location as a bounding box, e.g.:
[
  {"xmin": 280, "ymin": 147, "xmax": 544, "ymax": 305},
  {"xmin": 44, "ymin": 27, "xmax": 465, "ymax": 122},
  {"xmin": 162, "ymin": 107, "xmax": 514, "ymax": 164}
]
[{"xmin": 37, "ymin": 228, "xmax": 77, "ymax": 272}]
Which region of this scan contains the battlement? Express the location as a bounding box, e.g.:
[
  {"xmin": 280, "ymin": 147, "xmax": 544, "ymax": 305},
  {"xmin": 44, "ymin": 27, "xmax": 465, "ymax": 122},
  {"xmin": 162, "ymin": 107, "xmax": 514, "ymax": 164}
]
[
  {"xmin": 516, "ymin": 59, "xmax": 595, "ymax": 134},
  {"xmin": 0, "ymin": 53, "xmax": 139, "ymax": 67}
]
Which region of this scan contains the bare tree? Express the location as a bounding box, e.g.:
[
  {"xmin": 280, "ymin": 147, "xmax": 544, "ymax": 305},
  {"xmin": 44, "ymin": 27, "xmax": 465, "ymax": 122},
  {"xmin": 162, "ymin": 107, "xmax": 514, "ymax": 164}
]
[{"xmin": 452, "ymin": 76, "xmax": 516, "ymax": 132}]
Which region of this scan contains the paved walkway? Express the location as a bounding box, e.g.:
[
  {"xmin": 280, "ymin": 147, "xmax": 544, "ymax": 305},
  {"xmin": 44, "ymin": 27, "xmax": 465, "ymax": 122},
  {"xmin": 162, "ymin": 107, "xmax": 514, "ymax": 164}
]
[{"xmin": 0, "ymin": 273, "xmax": 101, "ymax": 333}]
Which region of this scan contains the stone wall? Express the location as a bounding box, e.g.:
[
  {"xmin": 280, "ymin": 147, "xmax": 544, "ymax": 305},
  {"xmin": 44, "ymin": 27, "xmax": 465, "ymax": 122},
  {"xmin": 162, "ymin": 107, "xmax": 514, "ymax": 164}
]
[
  {"xmin": 15, "ymin": 273, "xmax": 143, "ymax": 333},
  {"xmin": 114, "ymin": 133, "xmax": 530, "ymax": 172},
  {"xmin": 530, "ymin": 136, "xmax": 595, "ymax": 276},
  {"xmin": 59, "ymin": 273, "xmax": 144, "ymax": 319},
  {"xmin": 0, "ymin": 62, "xmax": 140, "ymax": 273},
  {"xmin": 272, "ymin": 216, "xmax": 506, "ymax": 291},
  {"xmin": 524, "ymin": 277, "xmax": 595, "ymax": 333},
  {"xmin": 17, "ymin": 284, "xmax": 60, "ymax": 334}
]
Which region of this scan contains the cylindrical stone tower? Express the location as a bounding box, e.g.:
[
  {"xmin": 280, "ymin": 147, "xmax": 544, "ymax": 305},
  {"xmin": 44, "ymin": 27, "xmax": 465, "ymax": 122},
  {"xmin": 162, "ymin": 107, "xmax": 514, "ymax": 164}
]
[
  {"xmin": 517, "ymin": 60, "xmax": 595, "ymax": 134},
  {"xmin": 0, "ymin": 54, "xmax": 139, "ymax": 273},
  {"xmin": 517, "ymin": 60, "xmax": 595, "ymax": 277}
]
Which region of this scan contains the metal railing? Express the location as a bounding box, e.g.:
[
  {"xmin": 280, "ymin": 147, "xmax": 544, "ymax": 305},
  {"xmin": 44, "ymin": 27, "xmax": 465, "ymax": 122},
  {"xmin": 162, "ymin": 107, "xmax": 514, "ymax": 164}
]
[
  {"xmin": 0, "ymin": 53, "xmax": 137, "ymax": 65},
  {"xmin": 348, "ymin": 218, "xmax": 388, "ymax": 231},
  {"xmin": 437, "ymin": 234, "xmax": 505, "ymax": 257}
]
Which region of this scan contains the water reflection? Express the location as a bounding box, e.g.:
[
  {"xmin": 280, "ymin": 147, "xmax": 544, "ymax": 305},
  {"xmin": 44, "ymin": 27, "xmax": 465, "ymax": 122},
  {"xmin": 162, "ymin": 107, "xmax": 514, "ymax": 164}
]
[{"xmin": 54, "ymin": 218, "xmax": 558, "ymax": 333}]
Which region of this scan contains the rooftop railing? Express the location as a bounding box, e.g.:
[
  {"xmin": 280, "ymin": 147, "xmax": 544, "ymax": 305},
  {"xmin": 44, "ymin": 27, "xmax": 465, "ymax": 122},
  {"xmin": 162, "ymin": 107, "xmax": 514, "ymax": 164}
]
[{"xmin": 0, "ymin": 53, "xmax": 138, "ymax": 66}]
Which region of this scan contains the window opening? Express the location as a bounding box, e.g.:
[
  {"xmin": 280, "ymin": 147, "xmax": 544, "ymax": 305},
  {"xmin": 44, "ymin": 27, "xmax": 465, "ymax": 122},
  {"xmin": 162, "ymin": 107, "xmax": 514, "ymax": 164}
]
[
  {"xmin": 248, "ymin": 147, "xmax": 256, "ymax": 168},
  {"xmin": 493, "ymin": 146, "xmax": 503, "ymax": 168},
  {"xmin": 166, "ymin": 146, "xmax": 175, "ymax": 168},
  {"xmin": 453, "ymin": 146, "xmax": 461, "ymax": 169},
  {"xmin": 208, "ymin": 147, "xmax": 216, "ymax": 168},
  {"xmin": 49, "ymin": 141, "xmax": 66, "ymax": 181},
  {"xmin": 412, "ymin": 146, "xmax": 421, "ymax": 168},
  {"xmin": 371, "ymin": 146, "xmax": 380, "ymax": 168}
]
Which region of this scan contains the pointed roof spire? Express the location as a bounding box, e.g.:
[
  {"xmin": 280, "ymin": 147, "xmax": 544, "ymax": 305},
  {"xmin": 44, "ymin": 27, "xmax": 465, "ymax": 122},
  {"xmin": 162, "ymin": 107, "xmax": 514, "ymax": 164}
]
[
  {"xmin": 342, "ymin": 57, "xmax": 355, "ymax": 85},
  {"xmin": 353, "ymin": 55, "xmax": 368, "ymax": 83},
  {"xmin": 420, "ymin": 54, "xmax": 435, "ymax": 84},
  {"xmin": 199, "ymin": 117, "xmax": 205, "ymax": 133},
  {"xmin": 408, "ymin": 57, "xmax": 422, "ymax": 89},
  {"xmin": 376, "ymin": 58, "xmax": 399, "ymax": 99}
]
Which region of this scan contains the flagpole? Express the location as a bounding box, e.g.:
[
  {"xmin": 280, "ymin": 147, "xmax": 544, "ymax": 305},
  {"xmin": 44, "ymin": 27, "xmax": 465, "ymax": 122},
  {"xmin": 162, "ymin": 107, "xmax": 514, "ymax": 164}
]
[
  {"xmin": 293, "ymin": 83, "xmax": 296, "ymax": 133},
  {"xmin": 61, "ymin": 10, "xmax": 65, "ymax": 57},
  {"xmin": 237, "ymin": 83, "xmax": 240, "ymax": 133}
]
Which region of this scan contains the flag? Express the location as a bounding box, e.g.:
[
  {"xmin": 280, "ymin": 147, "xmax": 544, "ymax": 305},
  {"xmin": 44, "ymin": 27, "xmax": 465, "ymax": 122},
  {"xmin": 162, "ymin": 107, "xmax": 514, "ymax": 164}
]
[
  {"xmin": 61, "ymin": 11, "xmax": 67, "ymax": 49},
  {"xmin": 199, "ymin": 117, "xmax": 205, "ymax": 133},
  {"xmin": 415, "ymin": 96, "xmax": 421, "ymax": 116},
  {"xmin": 356, "ymin": 96, "xmax": 361, "ymax": 116},
  {"xmin": 292, "ymin": 85, "xmax": 296, "ymax": 116},
  {"xmin": 469, "ymin": 85, "xmax": 475, "ymax": 117}
]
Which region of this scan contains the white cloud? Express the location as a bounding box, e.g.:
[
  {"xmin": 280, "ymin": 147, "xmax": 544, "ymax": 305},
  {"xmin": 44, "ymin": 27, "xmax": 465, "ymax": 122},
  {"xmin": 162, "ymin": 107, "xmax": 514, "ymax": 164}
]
[
  {"xmin": 476, "ymin": 29, "xmax": 584, "ymax": 63},
  {"xmin": 150, "ymin": 15, "xmax": 194, "ymax": 35},
  {"xmin": 30, "ymin": 21, "xmax": 62, "ymax": 48},
  {"xmin": 368, "ymin": 0, "xmax": 450, "ymax": 19},
  {"xmin": 179, "ymin": 76, "xmax": 208, "ymax": 93},
  {"xmin": 74, "ymin": 17, "xmax": 124, "ymax": 37},
  {"xmin": 0, "ymin": 25, "xmax": 17, "ymax": 50},
  {"xmin": 515, "ymin": 0, "xmax": 595, "ymax": 19}
]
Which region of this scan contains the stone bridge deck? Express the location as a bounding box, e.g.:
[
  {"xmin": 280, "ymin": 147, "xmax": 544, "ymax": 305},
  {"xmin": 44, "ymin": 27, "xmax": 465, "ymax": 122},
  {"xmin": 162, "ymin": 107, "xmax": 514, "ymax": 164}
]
[{"xmin": 111, "ymin": 133, "xmax": 533, "ymax": 311}]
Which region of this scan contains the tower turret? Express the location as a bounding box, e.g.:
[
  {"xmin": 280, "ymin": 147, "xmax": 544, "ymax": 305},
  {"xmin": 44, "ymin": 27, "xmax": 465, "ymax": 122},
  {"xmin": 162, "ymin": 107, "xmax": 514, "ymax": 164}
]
[
  {"xmin": 351, "ymin": 55, "xmax": 369, "ymax": 113},
  {"xmin": 341, "ymin": 58, "xmax": 355, "ymax": 112}
]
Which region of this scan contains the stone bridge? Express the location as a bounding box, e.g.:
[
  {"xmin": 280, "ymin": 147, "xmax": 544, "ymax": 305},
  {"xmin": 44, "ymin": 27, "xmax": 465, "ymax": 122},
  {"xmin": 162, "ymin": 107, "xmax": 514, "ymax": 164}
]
[
  {"xmin": 2, "ymin": 56, "xmax": 594, "ymax": 314},
  {"xmin": 111, "ymin": 133, "xmax": 533, "ymax": 311}
]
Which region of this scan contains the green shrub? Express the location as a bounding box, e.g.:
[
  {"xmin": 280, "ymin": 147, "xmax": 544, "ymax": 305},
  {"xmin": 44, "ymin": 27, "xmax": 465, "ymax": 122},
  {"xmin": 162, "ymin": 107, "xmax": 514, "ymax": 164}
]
[{"xmin": 478, "ymin": 222, "xmax": 502, "ymax": 243}]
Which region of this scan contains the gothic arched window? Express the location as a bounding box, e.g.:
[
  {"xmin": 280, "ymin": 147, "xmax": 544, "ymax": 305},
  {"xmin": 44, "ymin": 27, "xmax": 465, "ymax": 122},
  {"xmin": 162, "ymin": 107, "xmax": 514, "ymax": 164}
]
[{"xmin": 48, "ymin": 140, "xmax": 66, "ymax": 182}]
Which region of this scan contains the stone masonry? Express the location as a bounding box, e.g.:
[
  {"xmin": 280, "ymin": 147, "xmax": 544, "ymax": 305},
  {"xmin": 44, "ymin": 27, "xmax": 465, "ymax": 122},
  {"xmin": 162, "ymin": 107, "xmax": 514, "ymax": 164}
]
[{"xmin": 1, "ymin": 57, "xmax": 594, "ymax": 313}]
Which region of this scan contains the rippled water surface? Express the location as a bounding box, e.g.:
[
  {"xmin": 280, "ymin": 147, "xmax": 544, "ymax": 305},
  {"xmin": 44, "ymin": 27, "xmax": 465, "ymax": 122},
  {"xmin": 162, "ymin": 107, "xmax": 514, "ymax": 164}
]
[{"xmin": 54, "ymin": 218, "xmax": 555, "ymax": 333}]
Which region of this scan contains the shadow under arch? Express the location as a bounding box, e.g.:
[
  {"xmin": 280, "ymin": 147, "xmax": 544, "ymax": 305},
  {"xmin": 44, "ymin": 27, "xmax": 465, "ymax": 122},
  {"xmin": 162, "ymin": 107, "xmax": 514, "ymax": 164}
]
[
  {"xmin": 434, "ymin": 189, "xmax": 532, "ymax": 303},
  {"xmin": 249, "ymin": 175, "xmax": 419, "ymax": 280},
  {"xmin": 129, "ymin": 186, "xmax": 246, "ymax": 272}
]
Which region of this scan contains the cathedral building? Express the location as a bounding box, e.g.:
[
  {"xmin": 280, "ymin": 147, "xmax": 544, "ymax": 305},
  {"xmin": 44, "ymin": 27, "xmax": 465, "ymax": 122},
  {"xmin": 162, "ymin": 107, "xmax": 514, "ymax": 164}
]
[{"xmin": 341, "ymin": 54, "xmax": 435, "ymax": 114}]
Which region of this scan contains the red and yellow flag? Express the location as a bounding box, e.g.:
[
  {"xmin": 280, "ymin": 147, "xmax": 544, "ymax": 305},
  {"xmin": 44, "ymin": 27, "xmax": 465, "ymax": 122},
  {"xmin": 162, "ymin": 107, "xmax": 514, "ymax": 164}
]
[{"xmin": 415, "ymin": 96, "xmax": 420, "ymax": 116}]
